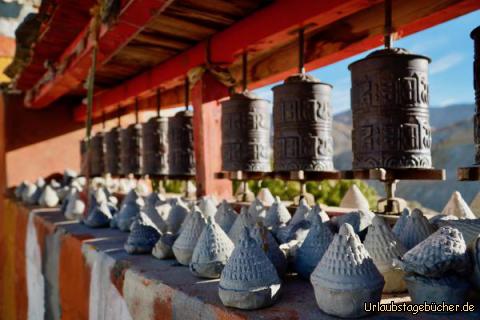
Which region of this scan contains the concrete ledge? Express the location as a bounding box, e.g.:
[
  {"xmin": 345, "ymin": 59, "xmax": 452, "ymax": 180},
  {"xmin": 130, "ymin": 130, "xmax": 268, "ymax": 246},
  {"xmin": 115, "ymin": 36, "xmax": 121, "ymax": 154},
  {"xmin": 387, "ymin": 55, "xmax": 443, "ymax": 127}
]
[{"xmin": 1, "ymin": 198, "xmax": 480, "ymax": 319}]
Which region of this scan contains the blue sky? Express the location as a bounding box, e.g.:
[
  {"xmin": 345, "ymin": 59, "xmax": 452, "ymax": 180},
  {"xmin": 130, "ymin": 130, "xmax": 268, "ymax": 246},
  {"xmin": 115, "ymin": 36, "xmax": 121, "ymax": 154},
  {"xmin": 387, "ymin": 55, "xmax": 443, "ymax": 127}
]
[{"xmin": 253, "ymin": 10, "xmax": 480, "ymax": 114}]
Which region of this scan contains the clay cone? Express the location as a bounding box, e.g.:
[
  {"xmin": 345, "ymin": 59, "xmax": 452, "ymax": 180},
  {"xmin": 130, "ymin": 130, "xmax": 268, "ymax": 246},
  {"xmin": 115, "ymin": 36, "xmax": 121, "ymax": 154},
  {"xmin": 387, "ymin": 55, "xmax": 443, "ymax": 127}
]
[
  {"xmin": 172, "ymin": 207, "xmax": 207, "ymax": 265},
  {"xmin": 228, "ymin": 206, "xmax": 255, "ymax": 244},
  {"xmin": 250, "ymin": 224, "xmax": 287, "ymax": 277},
  {"xmin": 199, "ymin": 196, "xmax": 218, "ymax": 218},
  {"xmin": 125, "ymin": 210, "xmax": 161, "ymax": 254},
  {"xmin": 234, "ymin": 183, "xmax": 255, "ymax": 202},
  {"xmin": 398, "ymin": 208, "xmax": 434, "ymax": 250},
  {"xmin": 219, "ymin": 228, "xmax": 281, "ymax": 310},
  {"xmin": 264, "ymin": 196, "xmax": 291, "ymax": 232},
  {"xmin": 190, "ymin": 217, "xmax": 234, "ymax": 278},
  {"xmin": 214, "ymin": 200, "xmax": 237, "ymax": 233},
  {"xmin": 117, "ymin": 190, "xmax": 145, "ymax": 231},
  {"xmin": 339, "ymin": 184, "xmax": 370, "ymax": 213},
  {"xmin": 306, "ymin": 204, "xmax": 329, "ymax": 223},
  {"xmin": 289, "ymin": 198, "xmax": 311, "ymax": 227},
  {"xmin": 392, "ymin": 208, "xmax": 410, "ymax": 238},
  {"xmin": 84, "ymin": 189, "xmax": 112, "ymax": 228},
  {"xmin": 397, "ymin": 226, "xmax": 469, "ymax": 277},
  {"xmin": 248, "ymin": 198, "xmax": 267, "ymax": 222},
  {"xmin": 275, "ymin": 220, "xmax": 310, "ymax": 245},
  {"xmin": 310, "ymin": 224, "xmax": 384, "ymax": 318},
  {"xmin": 257, "ymin": 188, "xmax": 275, "ymax": 206},
  {"xmin": 144, "ymin": 193, "xmax": 169, "ymax": 234},
  {"xmin": 294, "ymin": 213, "xmax": 333, "ymax": 279},
  {"xmin": 64, "ymin": 187, "xmax": 85, "ymax": 220},
  {"xmin": 22, "ymin": 183, "xmax": 39, "ymax": 205},
  {"xmin": 15, "ymin": 181, "xmax": 27, "ymax": 200},
  {"xmin": 364, "ymin": 216, "xmax": 407, "ymax": 293},
  {"xmin": 441, "ymin": 191, "xmax": 476, "ymax": 219},
  {"xmin": 152, "ymin": 233, "xmax": 178, "ymax": 259},
  {"xmin": 165, "ymin": 198, "xmax": 189, "ymax": 234},
  {"xmin": 470, "ymin": 192, "xmax": 480, "ymax": 218},
  {"xmin": 331, "ymin": 210, "xmax": 374, "ymax": 239},
  {"xmin": 438, "ymin": 218, "xmax": 480, "ymax": 244}
]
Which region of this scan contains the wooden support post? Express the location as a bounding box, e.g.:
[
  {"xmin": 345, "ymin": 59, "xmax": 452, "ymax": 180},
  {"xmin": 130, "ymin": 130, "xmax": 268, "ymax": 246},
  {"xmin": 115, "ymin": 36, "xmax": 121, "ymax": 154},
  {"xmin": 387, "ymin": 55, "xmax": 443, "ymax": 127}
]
[
  {"xmin": 0, "ymin": 93, "xmax": 6, "ymax": 209},
  {"xmin": 191, "ymin": 72, "xmax": 232, "ymax": 198}
]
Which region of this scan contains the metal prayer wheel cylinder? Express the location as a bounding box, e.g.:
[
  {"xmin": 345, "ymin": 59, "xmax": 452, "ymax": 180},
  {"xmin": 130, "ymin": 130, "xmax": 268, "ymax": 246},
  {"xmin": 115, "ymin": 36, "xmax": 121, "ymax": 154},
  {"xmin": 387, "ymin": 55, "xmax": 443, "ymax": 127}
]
[
  {"xmin": 221, "ymin": 92, "xmax": 272, "ymax": 172},
  {"xmin": 272, "ymin": 73, "xmax": 334, "ymax": 171},
  {"xmin": 79, "ymin": 139, "xmax": 88, "ymax": 175},
  {"xmin": 90, "ymin": 132, "xmax": 105, "ymax": 176},
  {"xmin": 168, "ymin": 110, "xmax": 195, "ymax": 176},
  {"xmin": 471, "ymin": 27, "xmax": 480, "ymax": 164},
  {"xmin": 104, "ymin": 127, "xmax": 121, "ymax": 175},
  {"xmin": 120, "ymin": 123, "xmax": 143, "ymax": 176},
  {"xmin": 349, "ymin": 48, "xmax": 432, "ymax": 169},
  {"xmin": 142, "ymin": 116, "xmax": 169, "ymax": 175}
]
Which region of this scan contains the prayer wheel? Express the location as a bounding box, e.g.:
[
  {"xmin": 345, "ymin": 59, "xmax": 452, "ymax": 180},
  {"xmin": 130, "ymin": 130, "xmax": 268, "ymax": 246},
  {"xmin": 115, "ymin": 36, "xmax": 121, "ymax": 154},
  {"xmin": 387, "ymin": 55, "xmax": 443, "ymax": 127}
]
[
  {"xmin": 90, "ymin": 132, "xmax": 105, "ymax": 176},
  {"xmin": 221, "ymin": 92, "xmax": 272, "ymax": 172},
  {"xmin": 79, "ymin": 139, "xmax": 88, "ymax": 176},
  {"xmin": 272, "ymin": 73, "xmax": 334, "ymax": 171},
  {"xmin": 120, "ymin": 123, "xmax": 143, "ymax": 176},
  {"xmin": 168, "ymin": 110, "xmax": 195, "ymax": 176},
  {"xmin": 349, "ymin": 48, "xmax": 432, "ymax": 169},
  {"xmin": 471, "ymin": 27, "xmax": 480, "ymax": 164},
  {"xmin": 142, "ymin": 116, "xmax": 169, "ymax": 175},
  {"xmin": 104, "ymin": 127, "xmax": 121, "ymax": 175}
]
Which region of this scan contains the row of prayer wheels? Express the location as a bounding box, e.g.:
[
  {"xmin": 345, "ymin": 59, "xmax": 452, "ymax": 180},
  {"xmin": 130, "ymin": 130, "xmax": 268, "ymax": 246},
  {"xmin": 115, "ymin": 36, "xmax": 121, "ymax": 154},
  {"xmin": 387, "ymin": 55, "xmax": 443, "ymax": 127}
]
[
  {"xmin": 222, "ymin": 47, "xmax": 433, "ymax": 172},
  {"xmin": 81, "ymin": 26, "xmax": 479, "ymax": 177},
  {"xmin": 81, "ymin": 110, "xmax": 195, "ymax": 177}
]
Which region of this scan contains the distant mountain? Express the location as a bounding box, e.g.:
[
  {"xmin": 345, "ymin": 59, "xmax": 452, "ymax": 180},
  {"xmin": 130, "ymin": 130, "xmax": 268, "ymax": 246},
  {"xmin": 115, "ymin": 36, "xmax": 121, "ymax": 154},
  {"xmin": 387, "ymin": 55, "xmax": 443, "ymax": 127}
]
[{"xmin": 332, "ymin": 104, "xmax": 480, "ymax": 211}]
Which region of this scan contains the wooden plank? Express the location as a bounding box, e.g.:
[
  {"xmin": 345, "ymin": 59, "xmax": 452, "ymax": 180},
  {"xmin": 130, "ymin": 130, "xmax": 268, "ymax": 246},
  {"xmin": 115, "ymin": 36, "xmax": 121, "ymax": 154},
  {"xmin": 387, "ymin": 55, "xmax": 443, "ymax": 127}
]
[
  {"xmin": 25, "ymin": 0, "xmax": 173, "ymax": 109},
  {"xmin": 457, "ymin": 166, "xmax": 480, "ymax": 181},
  {"xmin": 341, "ymin": 168, "xmax": 446, "ymax": 181},
  {"xmin": 191, "ymin": 72, "xmax": 232, "ymax": 198}
]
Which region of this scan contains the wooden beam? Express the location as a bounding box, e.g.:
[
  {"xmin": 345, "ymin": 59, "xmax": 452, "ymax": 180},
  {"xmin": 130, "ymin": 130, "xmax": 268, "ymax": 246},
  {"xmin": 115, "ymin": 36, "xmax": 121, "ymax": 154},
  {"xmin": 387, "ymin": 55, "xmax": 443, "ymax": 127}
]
[
  {"xmin": 74, "ymin": 0, "xmax": 382, "ymax": 121},
  {"xmin": 74, "ymin": 84, "xmax": 184, "ymax": 122},
  {"xmin": 25, "ymin": 0, "xmax": 172, "ymax": 109},
  {"xmin": 230, "ymin": 0, "xmax": 480, "ymax": 89},
  {"xmin": 191, "ymin": 72, "xmax": 232, "ymax": 198}
]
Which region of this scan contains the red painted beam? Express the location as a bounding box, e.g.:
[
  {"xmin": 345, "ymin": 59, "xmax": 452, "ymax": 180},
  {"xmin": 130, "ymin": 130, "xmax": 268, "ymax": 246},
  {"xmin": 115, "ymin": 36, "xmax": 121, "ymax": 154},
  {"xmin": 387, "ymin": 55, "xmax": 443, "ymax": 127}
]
[
  {"xmin": 25, "ymin": 0, "xmax": 172, "ymax": 109},
  {"xmin": 191, "ymin": 72, "xmax": 232, "ymax": 198},
  {"xmin": 75, "ymin": 0, "xmax": 382, "ymax": 120}
]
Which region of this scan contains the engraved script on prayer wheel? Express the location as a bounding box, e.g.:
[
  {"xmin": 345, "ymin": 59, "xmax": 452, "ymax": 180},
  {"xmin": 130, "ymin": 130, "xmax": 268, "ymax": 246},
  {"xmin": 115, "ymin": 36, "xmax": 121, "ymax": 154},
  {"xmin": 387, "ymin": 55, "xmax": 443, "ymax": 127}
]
[
  {"xmin": 349, "ymin": 48, "xmax": 432, "ymax": 169},
  {"xmin": 142, "ymin": 117, "xmax": 169, "ymax": 175},
  {"xmin": 120, "ymin": 123, "xmax": 143, "ymax": 176},
  {"xmin": 168, "ymin": 110, "xmax": 195, "ymax": 176},
  {"xmin": 221, "ymin": 92, "xmax": 271, "ymax": 172},
  {"xmin": 90, "ymin": 132, "xmax": 105, "ymax": 176},
  {"xmin": 471, "ymin": 27, "xmax": 480, "ymax": 164},
  {"xmin": 272, "ymin": 73, "xmax": 334, "ymax": 171}
]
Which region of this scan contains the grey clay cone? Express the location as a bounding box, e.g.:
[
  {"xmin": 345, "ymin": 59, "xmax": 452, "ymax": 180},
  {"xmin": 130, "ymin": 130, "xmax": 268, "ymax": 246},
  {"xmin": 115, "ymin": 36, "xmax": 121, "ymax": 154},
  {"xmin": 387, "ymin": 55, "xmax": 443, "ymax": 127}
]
[
  {"xmin": 219, "ymin": 227, "xmax": 281, "ymax": 310},
  {"xmin": 172, "ymin": 207, "xmax": 207, "ymax": 265},
  {"xmin": 125, "ymin": 211, "xmax": 161, "ymax": 254},
  {"xmin": 310, "ymin": 223, "xmax": 384, "ymax": 318},
  {"xmin": 189, "ymin": 217, "xmax": 234, "ymax": 278},
  {"xmin": 294, "ymin": 213, "xmax": 333, "ymax": 280},
  {"xmin": 364, "ymin": 216, "xmax": 407, "ymax": 293}
]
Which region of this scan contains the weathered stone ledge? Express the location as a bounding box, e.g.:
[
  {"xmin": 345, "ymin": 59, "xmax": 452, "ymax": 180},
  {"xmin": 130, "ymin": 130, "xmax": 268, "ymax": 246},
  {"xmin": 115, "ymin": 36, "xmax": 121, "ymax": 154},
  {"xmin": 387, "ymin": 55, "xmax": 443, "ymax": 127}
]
[{"xmin": 1, "ymin": 197, "xmax": 480, "ymax": 320}]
